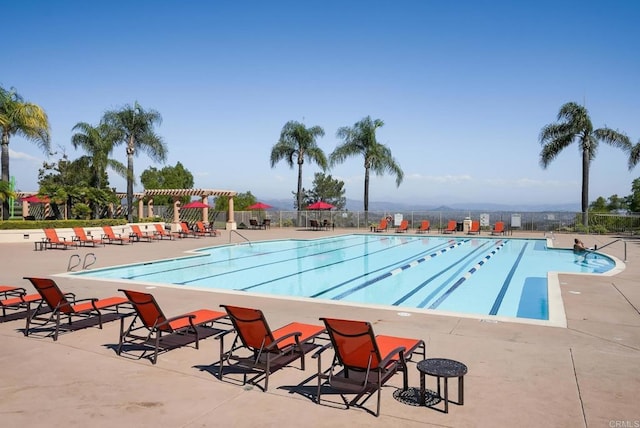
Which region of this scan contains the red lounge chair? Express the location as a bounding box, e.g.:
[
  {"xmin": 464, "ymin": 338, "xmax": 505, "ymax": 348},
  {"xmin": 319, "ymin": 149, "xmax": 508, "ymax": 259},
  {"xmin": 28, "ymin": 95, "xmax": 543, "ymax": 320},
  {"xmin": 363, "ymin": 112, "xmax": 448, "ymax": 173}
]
[
  {"xmin": 153, "ymin": 223, "xmax": 177, "ymax": 240},
  {"xmin": 196, "ymin": 221, "xmax": 221, "ymax": 237},
  {"xmin": 468, "ymin": 220, "xmax": 481, "ymax": 235},
  {"xmin": 491, "ymin": 221, "xmax": 505, "ymax": 235},
  {"xmin": 314, "ymin": 318, "xmax": 426, "ymax": 416},
  {"xmin": 101, "ymin": 226, "xmax": 132, "ymax": 244},
  {"xmin": 0, "ymin": 286, "xmax": 41, "ymax": 318},
  {"xmin": 416, "ymin": 220, "xmax": 430, "ymax": 233},
  {"xmin": 217, "ymin": 305, "xmax": 326, "ymax": 391},
  {"xmin": 395, "ymin": 220, "xmax": 409, "ymax": 233},
  {"xmin": 43, "ymin": 228, "xmax": 78, "ymax": 249},
  {"xmin": 442, "ymin": 220, "xmax": 457, "ymax": 234},
  {"xmin": 23, "ymin": 277, "xmax": 130, "ymax": 341},
  {"xmin": 72, "ymin": 227, "xmax": 104, "ymax": 247},
  {"xmin": 117, "ymin": 289, "xmax": 228, "ymax": 364},
  {"xmin": 373, "ymin": 218, "xmax": 388, "ymax": 232},
  {"xmin": 129, "ymin": 225, "xmax": 157, "ymax": 242},
  {"xmin": 178, "ymin": 222, "xmax": 198, "ymax": 238}
]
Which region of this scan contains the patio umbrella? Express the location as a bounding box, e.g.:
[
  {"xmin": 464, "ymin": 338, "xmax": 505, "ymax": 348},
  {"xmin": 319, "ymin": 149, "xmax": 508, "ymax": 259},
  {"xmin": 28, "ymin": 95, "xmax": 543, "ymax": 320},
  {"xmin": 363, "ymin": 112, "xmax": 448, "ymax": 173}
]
[
  {"xmin": 181, "ymin": 201, "xmax": 209, "ymax": 209},
  {"xmin": 307, "ymin": 201, "xmax": 334, "ymax": 210},
  {"xmin": 247, "ymin": 202, "xmax": 273, "ymax": 210},
  {"xmin": 20, "ymin": 195, "xmax": 50, "ymax": 204}
]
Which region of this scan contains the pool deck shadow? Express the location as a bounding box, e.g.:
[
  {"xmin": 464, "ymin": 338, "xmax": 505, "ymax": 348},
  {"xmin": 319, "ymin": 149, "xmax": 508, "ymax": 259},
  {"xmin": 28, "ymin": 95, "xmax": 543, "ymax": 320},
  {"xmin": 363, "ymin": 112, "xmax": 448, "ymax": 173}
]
[{"xmin": 0, "ymin": 229, "xmax": 638, "ymax": 427}]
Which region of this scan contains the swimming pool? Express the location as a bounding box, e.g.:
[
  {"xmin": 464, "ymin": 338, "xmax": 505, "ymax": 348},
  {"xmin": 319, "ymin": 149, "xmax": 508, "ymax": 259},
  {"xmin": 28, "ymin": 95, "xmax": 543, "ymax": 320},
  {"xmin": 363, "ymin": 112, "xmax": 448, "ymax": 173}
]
[{"xmin": 71, "ymin": 234, "xmax": 617, "ymax": 326}]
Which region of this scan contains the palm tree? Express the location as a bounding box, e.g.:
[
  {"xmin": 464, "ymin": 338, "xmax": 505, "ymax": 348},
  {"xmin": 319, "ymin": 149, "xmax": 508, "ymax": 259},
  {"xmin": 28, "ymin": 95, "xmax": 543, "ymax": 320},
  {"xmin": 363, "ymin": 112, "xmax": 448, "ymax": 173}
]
[
  {"xmin": 330, "ymin": 116, "xmax": 403, "ymax": 224},
  {"xmin": 627, "ymin": 139, "xmax": 640, "ymax": 170},
  {"xmin": 0, "ymin": 86, "xmax": 51, "ymax": 219},
  {"xmin": 539, "ymin": 102, "xmax": 631, "ymax": 225},
  {"xmin": 103, "ymin": 102, "xmax": 167, "ymax": 222},
  {"xmin": 71, "ymin": 121, "xmax": 128, "ymax": 218},
  {"xmin": 270, "ymin": 121, "xmax": 327, "ymax": 225}
]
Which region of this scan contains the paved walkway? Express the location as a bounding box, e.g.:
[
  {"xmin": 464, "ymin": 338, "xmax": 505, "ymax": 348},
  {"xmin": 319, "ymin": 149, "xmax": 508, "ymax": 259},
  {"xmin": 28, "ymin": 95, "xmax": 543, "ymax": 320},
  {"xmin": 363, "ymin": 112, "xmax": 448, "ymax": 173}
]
[{"xmin": 0, "ymin": 229, "xmax": 638, "ymax": 427}]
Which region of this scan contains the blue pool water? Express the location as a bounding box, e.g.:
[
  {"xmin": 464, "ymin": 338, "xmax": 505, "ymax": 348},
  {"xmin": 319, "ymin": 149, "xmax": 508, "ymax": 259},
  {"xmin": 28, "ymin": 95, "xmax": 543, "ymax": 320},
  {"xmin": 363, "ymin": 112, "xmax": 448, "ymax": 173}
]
[{"xmin": 73, "ymin": 235, "xmax": 615, "ymax": 322}]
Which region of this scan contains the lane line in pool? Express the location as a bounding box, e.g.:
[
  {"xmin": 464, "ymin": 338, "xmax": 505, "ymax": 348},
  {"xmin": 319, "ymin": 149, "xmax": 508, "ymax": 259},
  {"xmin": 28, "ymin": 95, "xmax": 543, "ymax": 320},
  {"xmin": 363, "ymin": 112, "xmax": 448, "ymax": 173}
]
[
  {"xmin": 310, "ymin": 240, "xmax": 456, "ymax": 298},
  {"xmin": 243, "ymin": 239, "xmax": 449, "ymax": 292},
  {"xmin": 428, "ymin": 240, "xmax": 506, "ymax": 310},
  {"xmin": 395, "ymin": 241, "xmax": 494, "ymax": 306},
  {"xmin": 489, "ymin": 242, "xmax": 528, "ymax": 315},
  {"xmin": 331, "ymin": 240, "xmax": 470, "ymax": 301}
]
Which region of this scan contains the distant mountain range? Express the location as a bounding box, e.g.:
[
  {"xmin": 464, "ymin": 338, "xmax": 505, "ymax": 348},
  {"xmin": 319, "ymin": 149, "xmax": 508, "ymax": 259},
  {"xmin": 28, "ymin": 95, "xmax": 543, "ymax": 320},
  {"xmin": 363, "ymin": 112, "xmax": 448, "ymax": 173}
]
[{"xmin": 261, "ymin": 198, "xmax": 581, "ymax": 212}]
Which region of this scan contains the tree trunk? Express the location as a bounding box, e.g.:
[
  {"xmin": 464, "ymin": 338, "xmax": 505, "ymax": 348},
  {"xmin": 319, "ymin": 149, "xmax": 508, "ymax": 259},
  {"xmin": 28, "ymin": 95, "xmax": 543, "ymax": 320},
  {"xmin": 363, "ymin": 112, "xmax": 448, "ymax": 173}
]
[
  {"xmin": 581, "ymin": 148, "xmax": 590, "ymax": 226},
  {"xmin": 364, "ymin": 167, "xmax": 370, "ymax": 225},
  {"xmin": 1, "ymin": 135, "xmax": 10, "ymax": 220},
  {"xmin": 296, "ymin": 161, "xmax": 303, "ymax": 226},
  {"xmin": 127, "ymin": 146, "xmax": 134, "ymax": 222}
]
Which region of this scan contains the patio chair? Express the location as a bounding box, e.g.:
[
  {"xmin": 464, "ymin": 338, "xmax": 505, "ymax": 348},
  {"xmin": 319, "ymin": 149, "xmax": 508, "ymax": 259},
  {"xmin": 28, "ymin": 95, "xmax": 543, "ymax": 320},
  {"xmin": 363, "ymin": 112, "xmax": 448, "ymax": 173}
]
[
  {"xmin": 23, "ymin": 277, "xmax": 131, "ymax": 341},
  {"xmin": 442, "ymin": 220, "xmax": 457, "ymax": 234},
  {"xmin": 313, "ymin": 317, "xmax": 426, "ymax": 417},
  {"xmin": 44, "ymin": 228, "xmax": 78, "ymax": 249},
  {"xmin": 153, "ymin": 223, "xmax": 177, "ymax": 240},
  {"xmin": 117, "ymin": 289, "xmax": 228, "ymax": 364},
  {"xmin": 468, "ymin": 220, "xmax": 481, "ymax": 235},
  {"xmin": 101, "ymin": 226, "xmax": 133, "ymax": 244},
  {"xmin": 217, "ymin": 305, "xmax": 326, "ymax": 391},
  {"xmin": 129, "ymin": 224, "xmax": 157, "ymax": 242},
  {"xmin": 178, "ymin": 222, "xmax": 199, "ymax": 238},
  {"xmin": 491, "ymin": 221, "xmax": 505, "ymax": 235},
  {"xmin": 416, "ymin": 220, "xmax": 430, "ymax": 233},
  {"xmin": 395, "ymin": 220, "xmax": 409, "ymax": 233},
  {"xmin": 72, "ymin": 227, "xmax": 104, "ymax": 247},
  {"xmin": 373, "ymin": 218, "xmax": 388, "ymax": 232},
  {"xmin": 0, "ymin": 286, "xmax": 41, "ymax": 318},
  {"xmin": 196, "ymin": 221, "xmax": 221, "ymax": 237}
]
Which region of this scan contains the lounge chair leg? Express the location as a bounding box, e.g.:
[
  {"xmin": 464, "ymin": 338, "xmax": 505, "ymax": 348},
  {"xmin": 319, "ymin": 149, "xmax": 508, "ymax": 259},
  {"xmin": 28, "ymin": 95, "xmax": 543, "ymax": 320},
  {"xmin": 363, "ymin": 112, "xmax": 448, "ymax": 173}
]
[
  {"xmin": 54, "ymin": 311, "xmax": 60, "ymax": 341},
  {"xmin": 153, "ymin": 331, "xmax": 160, "ymax": 364}
]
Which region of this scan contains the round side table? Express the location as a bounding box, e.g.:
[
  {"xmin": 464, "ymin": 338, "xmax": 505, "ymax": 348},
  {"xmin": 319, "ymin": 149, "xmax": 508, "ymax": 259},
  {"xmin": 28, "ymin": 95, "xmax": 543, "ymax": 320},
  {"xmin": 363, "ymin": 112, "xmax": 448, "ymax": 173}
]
[{"xmin": 417, "ymin": 358, "xmax": 468, "ymax": 413}]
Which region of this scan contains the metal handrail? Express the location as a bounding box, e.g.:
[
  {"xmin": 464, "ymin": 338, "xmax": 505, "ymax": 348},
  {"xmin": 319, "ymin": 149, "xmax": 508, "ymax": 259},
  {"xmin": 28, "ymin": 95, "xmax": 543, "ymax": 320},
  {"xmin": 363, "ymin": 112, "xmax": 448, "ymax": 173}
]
[
  {"xmin": 67, "ymin": 254, "xmax": 81, "ymax": 271},
  {"xmin": 591, "ymin": 238, "xmax": 627, "ymax": 262},
  {"xmin": 83, "ymin": 253, "xmax": 97, "ymax": 270},
  {"xmin": 229, "ymin": 230, "xmax": 252, "ymax": 246}
]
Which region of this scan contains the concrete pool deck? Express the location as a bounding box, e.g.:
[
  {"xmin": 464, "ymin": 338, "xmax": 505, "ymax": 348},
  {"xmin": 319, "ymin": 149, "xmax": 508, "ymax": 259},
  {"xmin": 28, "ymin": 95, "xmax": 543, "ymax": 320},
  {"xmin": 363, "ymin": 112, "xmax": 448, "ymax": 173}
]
[{"xmin": 0, "ymin": 229, "xmax": 638, "ymax": 427}]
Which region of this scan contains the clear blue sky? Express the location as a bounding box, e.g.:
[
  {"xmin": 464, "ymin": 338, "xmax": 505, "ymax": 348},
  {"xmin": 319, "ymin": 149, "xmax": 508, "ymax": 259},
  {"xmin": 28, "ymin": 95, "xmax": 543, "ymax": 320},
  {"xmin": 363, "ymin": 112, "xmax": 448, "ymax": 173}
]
[{"xmin": 4, "ymin": 0, "xmax": 639, "ymax": 207}]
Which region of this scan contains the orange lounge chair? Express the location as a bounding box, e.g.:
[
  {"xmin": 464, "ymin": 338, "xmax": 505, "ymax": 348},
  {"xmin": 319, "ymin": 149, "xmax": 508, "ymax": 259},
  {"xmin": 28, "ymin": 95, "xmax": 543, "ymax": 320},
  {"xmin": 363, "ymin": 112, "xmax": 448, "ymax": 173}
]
[
  {"xmin": 129, "ymin": 225, "xmax": 157, "ymax": 242},
  {"xmin": 373, "ymin": 218, "xmax": 388, "ymax": 232},
  {"xmin": 442, "ymin": 220, "xmax": 457, "ymax": 234},
  {"xmin": 178, "ymin": 222, "xmax": 198, "ymax": 238},
  {"xmin": 468, "ymin": 220, "xmax": 481, "ymax": 235},
  {"xmin": 395, "ymin": 220, "xmax": 409, "ymax": 233},
  {"xmin": 0, "ymin": 285, "xmax": 23, "ymax": 298},
  {"xmin": 217, "ymin": 305, "xmax": 326, "ymax": 391},
  {"xmin": 1, "ymin": 289, "xmax": 41, "ymax": 318},
  {"xmin": 491, "ymin": 221, "xmax": 505, "ymax": 235},
  {"xmin": 196, "ymin": 221, "xmax": 221, "ymax": 237},
  {"xmin": 153, "ymin": 223, "xmax": 177, "ymax": 240},
  {"xmin": 314, "ymin": 318, "xmax": 426, "ymax": 416},
  {"xmin": 44, "ymin": 228, "xmax": 78, "ymax": 249},
  {"xmin": 72, "ymin": 227, "xmax": 104, "ymax": 247},
  {"xmin": 117, "ymin": 289, "xmax": 228, "ymax": 364},
  {"xmin": 23, "ymin": 277, "xmax": 131, "ymax": 341},
  {"xmin": 416, "ymin": 220, "xmax": 430, "ymax": 233},
  {"xmin": 101, "ymin": 226, "xmax": 132, "ymax": 244}
]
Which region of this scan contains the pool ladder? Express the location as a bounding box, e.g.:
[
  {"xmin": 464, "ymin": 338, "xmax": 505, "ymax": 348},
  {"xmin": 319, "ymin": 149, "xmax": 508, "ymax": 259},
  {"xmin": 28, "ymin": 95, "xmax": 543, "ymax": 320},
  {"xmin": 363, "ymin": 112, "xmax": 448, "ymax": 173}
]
[
  {"xmin": 67, "ymin": 253, "xmax": 97, "ymax": 271},
  {"xmin": 229, "ymin": 230, "xmax": 252, "ymax": 246}
]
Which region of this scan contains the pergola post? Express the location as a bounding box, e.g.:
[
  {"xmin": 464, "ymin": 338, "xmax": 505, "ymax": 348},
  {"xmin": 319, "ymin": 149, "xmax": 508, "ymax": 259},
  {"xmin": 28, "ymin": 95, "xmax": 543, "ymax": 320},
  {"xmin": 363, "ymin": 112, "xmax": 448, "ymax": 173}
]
[
  {"xmin": 138, "ymin": 198, "xmax": 144, "ymax": 221},
  {"xmin": 172, "ymin": 197, "xmax": 182, "ymax": 232},
  {"xmin": 227, "ymin": 196, "xmax": 236, "ymax": 230},
  {"xmin": 201, "ymin": 197, "xmax": 208, "ymax": 223},
  {"xmin": 147, "ymin": 198, "xmax": 154, "ymax": 218}
]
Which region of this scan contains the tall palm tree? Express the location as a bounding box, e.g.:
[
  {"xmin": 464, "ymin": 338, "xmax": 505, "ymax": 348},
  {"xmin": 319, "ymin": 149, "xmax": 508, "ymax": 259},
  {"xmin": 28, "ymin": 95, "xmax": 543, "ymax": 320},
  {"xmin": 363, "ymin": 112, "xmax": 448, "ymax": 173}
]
[
  {"xmin": 270, "ymin": 121, "xmax": 327, "ymax": 225},
  {"xmin": 71, "ymin": 121, "xmax": 128, "ymax": 218},
  {"xmin": 103, "ymin": 102, "xmax": 167, "ymax": 222},
  {"xmin": 330, "ymin": 116, "xmax": 403, "ymax": 224},
  {"xmin": 539, "ymin": 102, "xmax": 631, "ymax": 225},
  {"xmin": 0, "ymin": 86, "xmax": 51, "ymax": 219}
]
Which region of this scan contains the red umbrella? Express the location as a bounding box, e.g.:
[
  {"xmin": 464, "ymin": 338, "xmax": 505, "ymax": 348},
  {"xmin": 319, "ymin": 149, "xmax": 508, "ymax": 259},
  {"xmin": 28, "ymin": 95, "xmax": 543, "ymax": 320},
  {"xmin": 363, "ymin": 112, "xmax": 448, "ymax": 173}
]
[
  {"xmin": 307, "ymin": 201, "xmax": 335, "ymax": 210},
  {"xmin": 20, "ymin": 195, "xmax": 50, "ymax": 203},
  {"xmin": 247, "ymin": 202, "xmax": 273, "ymax": 210},
  {"xmin": 182, "ymin": 201, "xmax": 209, "ymax": 209}
]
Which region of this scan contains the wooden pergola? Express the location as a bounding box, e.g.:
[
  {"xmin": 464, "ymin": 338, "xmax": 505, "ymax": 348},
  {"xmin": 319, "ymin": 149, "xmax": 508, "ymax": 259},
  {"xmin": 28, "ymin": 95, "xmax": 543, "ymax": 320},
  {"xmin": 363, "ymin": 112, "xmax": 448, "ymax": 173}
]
[{"xmin": 17, "ymin": 188, "xmax": 239, "ymax": 230}]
